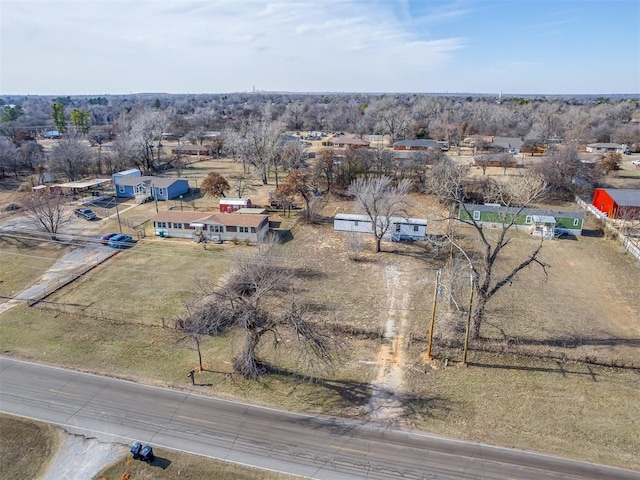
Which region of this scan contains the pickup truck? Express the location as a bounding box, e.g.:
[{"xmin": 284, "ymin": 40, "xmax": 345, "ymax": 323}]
[{"xmin": 74, "ymin": 208, "xmax": 97, "ymax": 220}]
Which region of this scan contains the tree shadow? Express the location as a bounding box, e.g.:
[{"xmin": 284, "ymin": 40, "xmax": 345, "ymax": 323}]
[
  {"xmin": 580, "ymin": 228, "xmax": 604, "ymax": 238},
  {"xmin": 467, "ymin": 361, "xmax": 599, "ymax": 378}
]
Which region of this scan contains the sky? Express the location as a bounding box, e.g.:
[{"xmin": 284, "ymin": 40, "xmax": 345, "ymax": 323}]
[{"xmin": 1, "ymin": 0, "xmax": 639, "ymax": 96}]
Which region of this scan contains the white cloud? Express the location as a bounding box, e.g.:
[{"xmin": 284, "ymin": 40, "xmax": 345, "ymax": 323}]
[{"xmin": 0, "ymin": 0, "xmax": 466, "ymax": 94}]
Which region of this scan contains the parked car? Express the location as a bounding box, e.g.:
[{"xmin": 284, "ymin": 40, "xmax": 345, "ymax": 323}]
[
  {"xmin": 391, "ymin": 233, "xmax": 416, "ymax": 243},
  {"xmin": 632, "ymin": 159, "xmax": 640, "ymax": 166},
  {"xmin": 100, "ymin": 232, "xmax": 119, "ymax": 245},
  {"xmin": 74, "ymin": 208, "xmax": 97, "ymax": 220},
  {"xmin": 107, "ymin": 234, "xmax": 136, "ymax": 249}
]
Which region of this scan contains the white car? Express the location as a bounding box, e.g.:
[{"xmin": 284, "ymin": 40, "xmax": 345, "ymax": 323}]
[{"xmin": 633, "ymin": 159, "xmax": 640, "ymax": 166}]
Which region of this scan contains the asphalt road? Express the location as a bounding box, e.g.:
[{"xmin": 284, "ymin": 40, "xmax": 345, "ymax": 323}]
[{"xmin": 0, "ymin": 357, "xmax": 637, "ymax": 480}]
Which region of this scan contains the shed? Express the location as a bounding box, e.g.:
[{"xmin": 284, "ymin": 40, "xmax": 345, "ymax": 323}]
[
  {"xmin": 219, "ymin": 198, "xmax": 252, "ymax": 213},
  {"xmin": 592, "ymin": 188, "xmax": 640, "ymax": 219}
]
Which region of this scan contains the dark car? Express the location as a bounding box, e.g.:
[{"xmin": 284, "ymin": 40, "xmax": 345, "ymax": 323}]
[
  {"xmin": 391, "ymin": 233, "xmax": 416, "ymax": 243},
  {"xmin": 107, "ymin": 234, "xmax": 136, "ymax": 249},
  {"xmin": 74, "ymin": 208, "xmax": 97, "ymax": 220},
  {"xmin": 100, "ymin": 233, "xmax": 119, "ymax": 245}
]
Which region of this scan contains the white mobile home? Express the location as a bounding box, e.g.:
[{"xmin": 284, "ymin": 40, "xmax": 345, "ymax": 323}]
[{"xmin": 334, "ymin": 214, "xmax": 427, "ymax": 240}]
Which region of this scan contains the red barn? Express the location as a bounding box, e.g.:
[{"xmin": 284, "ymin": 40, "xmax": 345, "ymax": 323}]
[
  {"xmin": 592, "ymin": 188, "xmax": 640, "ymax": 219},
  {"xmin": 219, "ymin": 198, "xmax": 252, "ymax": 213}
]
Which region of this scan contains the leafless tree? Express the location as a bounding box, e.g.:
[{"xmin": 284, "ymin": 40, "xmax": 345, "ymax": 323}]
[
  {"xmin": 344, "ymin": 232, "xmax": 366, "ymax": 261},
  {"xmin": 428, "ymin": 165, "xmax": 548, "ymax": 339},
  {"xmin": 0, "ymin": 137, "xmax": 18, "ymax": 179},
  {"xmin": 20, "ymin": 193, "xmax": 70, "ymax": 239},
  {"xmin": 532, "ymin": 144, "xmax": 597, "ymax": 198},
  {"xmin": 348, "ymin": 176, "xmax": 412, "ymax": 253},
  {"xmin": 178, "ymin": 243, "xmax": 336, "ymax": 379},
  {"xmin": 229, "ymin": 174, "xmax": 257, "ymax": 198},
  {"xmin": 48, "ymin": 137, "xmax": 94, "ymax": 181}
]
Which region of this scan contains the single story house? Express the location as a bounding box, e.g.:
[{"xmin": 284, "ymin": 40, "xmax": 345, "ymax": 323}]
[
  {"xmin": 331, "ymin": 137, "xmax": 370, "ymax": 149},
  {"xmin": 459, "ymin": 204, "xmax": 584, "ymax": 236},
  {"xmin": 334, "ymin": 213, "xmax": 427, "ymax": 240},
  {"xmin": 151, "ymin": 211, "xmax": 269, "ymax": 243},
  {"xmin": 114, "ymin": 174, "xmax": 189, "ymax": 201},
  {"xmin": 592, "ymin": 188, "xmax": 640, "ymax": 219},
  {"xmin": 219, "ymin": 198, "xmax": 252, "ymax": 213},
  {"xmin": 171, "ymin": 145, "xmax": 211, "ymax": 156},
  {"xmin": 492, "ymin": 136, "xmax": 523, "ymax": 154},
  {"xmin": 393, "ymin": 139, "xmax": 439, "ymax": 151},
  {"xmin": 586, "ymin": 143, "xmax": 629, "ymax": 154}
]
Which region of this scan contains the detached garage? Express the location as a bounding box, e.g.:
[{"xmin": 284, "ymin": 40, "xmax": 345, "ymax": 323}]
[{"xmin": 592, "ymin": 188, "xmax": 640, "ymax": 219}]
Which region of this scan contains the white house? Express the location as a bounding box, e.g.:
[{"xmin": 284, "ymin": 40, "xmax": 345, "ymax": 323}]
[
  {"xmin": 586, "ymin": 143, "xmax": 628, "ymax": 154},
  {"xmin": 151, "ymin": 211, "xmax": 269, "ymax": 243},
  {"xmin": 333, "ymin": 214, "xmax": 427, "ymax": 240}
]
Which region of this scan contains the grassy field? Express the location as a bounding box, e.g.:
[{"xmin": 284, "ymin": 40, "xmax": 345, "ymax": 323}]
[
  {"xmin": 0, "ymin": 414, "xmax": 61, "ymax": 480},
  {"xmin": 1, "ymin": 162, "xmax": 639, "ymax": 470},
  {"xmin": 0, "ymin": 236, "xmax": 69, "ymax": 299},
  {"xmin": 96, "ymin": 448, "xmax": 297, "ymax": 480}
]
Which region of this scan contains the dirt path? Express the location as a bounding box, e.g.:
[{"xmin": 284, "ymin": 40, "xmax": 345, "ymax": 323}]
[
  {"xmin": 367, "ymin": 264, "xmax": 411, "ymax": 424},
  {"xmin": 43, "ymin": 433, "xmax": 126, "ymax": 480}
]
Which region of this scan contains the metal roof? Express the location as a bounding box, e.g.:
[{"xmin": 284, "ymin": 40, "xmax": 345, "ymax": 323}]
[
  {"xmin": 601, "ymin": 189, "xmax": 640, "ymax": 207},
  {"xmin": 462, "ymin": 203, "xmax": 584, "ymax": 219},
  {"xmin": 393, "ymin": 139, "xmax": 438, "ymax": 148},
  {"xmin": 335, "ymin": 213, "xmax": 427, "ymax": 225}
]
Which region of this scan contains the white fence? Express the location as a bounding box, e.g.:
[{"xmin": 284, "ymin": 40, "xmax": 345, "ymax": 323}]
[{"xmin": 576, "ymin": 196, "xmax": 640, "ymax": 261}]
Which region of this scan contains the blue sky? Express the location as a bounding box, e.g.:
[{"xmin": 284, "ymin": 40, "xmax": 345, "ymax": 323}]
[{"xmin": 1, "ymin": 0, "xmax": 638, "ymax": 95}]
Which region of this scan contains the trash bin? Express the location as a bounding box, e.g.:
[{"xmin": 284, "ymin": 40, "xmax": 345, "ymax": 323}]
[
  {"xmin": 130, "ymin": 441, "xmax": 142, "ymax": 459},
  {"xmin": 140, "ymin": 444, "xmax": 155, "ymax": 463},
  {"xmin": 159, "ymin": 231, "xmax": 165, "ymax": 238}
]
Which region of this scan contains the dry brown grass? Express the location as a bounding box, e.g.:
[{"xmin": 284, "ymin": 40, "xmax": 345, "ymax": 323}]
[
  {"xmin": 0, "ymin": 414, "xmax": 61, "ymax": 480},
  {"xmin": 96, "ymin": 447, "xmax": 297, "ymax": 480}
]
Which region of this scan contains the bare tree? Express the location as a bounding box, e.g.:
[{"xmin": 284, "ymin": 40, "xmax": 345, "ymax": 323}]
[
  {"xmin": 178, "ymin": 243, "xmax": 335, "ymax": 379},
  {"xmin": 0, "ymin": 137, "xmax": 18, "ymax": 179},
  {"xmin": 348, "ymin": 176, "xmax": 412, "ymax": 253},
  {"xmin": 48, "ymin": 137, "xmax": 94, "ymax": 181},
  {"xmin": 229, "ymin": 174, "xmax": 257, "ymax": 198},
  {"xmin": 428, "ymin": 165, "xmax": 548, "ymax": 339},
  {"xmin": 20, "ymin": 193, "xmax": 70, "ymax": 239}
]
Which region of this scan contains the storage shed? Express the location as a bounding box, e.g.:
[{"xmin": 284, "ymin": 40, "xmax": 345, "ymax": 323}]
[
  {"xmin": 219, "ymin": 198, "xmax": 252, "ymax": 213},
  {"xmin": 592, "ymin": 188, "xmax": 640, "ymax": 220}
]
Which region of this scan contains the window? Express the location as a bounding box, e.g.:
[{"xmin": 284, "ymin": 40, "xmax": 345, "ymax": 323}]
[
  {"xmin": 354, "ymin": 221, "xmax": 358, "ymax": 226},
  {"xmin": 156, "ymin": 221, "xmax": 166, "ymax": 228},
  {"xmin": 395, "ymin": 224, "xmax": 401, "ymax": 232},
  {"xmin": 413, "ymin": 225, "xmax": 419, "ymax": 232},
  {"xmin": 172, "ymin": 223, "xmax": 183, "ymax": 229},
  {"xmin": 226, "ymin": 226, "xmax": 237, "ymax": 232},
  {"xmin": 473, "ymin": 211, "xmax": 480, "ymax": 221},
  {"xmin": 525, "ymin": 215, "xmax": 533, "ymax": 224},
  {"xmin": 119, "ymin": 185, "xmax": 125, "ymax": 193},
  {"xmin": 158, "ymin": 188, "xmax": 165, "ymax": 196},
  {"xmin": 211, "ymin": 225, "xmax": 223, "ymax": 233},
  {"xmin": 573, "ymin": 218, "xmax": 579, "ymax": 227},
  {"xmin": 239, "ymin": 226, "xmax": 249, "ymax": 233}
]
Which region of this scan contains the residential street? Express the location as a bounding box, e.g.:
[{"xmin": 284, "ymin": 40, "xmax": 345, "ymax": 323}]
[{"xmin": 1, "ymin": 357, "xmax": 637, "ymax": 480}]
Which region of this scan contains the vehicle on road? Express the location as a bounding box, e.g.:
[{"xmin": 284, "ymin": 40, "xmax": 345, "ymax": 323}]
[
  {"xmin": 391, "ymin": 233, "xmax": 416, "ymax": 243},
  {"xmin": 74, "ymin": 208, "xmax": 97, "ymax": 220},
  {"xmin": 100, "ymin": 232, "xmax": 119, "ymax": 245},
  {"xmin": 107, "ymin": 234, "xmax": 136, "ymax": 249}
]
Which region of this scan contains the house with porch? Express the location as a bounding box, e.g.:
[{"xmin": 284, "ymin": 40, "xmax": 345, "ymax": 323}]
[
  {"xmin": 113, "ymin": 171, "xmax": 189, "ymax": 202},
  {"xmin": 151, "ymin": 211, "xmax": 269, "ymax": 243},
  {"xmin": 459, "ymin": 204, "xmax": 584, "ymax": 236}
]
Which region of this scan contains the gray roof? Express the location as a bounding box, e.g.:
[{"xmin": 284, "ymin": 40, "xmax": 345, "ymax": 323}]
[
  {"xmin": 601, "ymin": 189, "xmax": 640, "ymax": 207},
  {"xmin": 588, "ymin": 143, "xmax": 623, "ymax": 149},
  {"xmin": 462, "ymin": 203, "xmax": 584, "ymax": 219},
  {"xmin": 335, "ymin": 213, "xmax": 427, "ymax": 225},
  {"xmin": 492, "ymin": 137, "xmax": 523, "ymax": 149},
  {"xmin": 394, "ymin": 139, "xmax": 439, "ymax": 148},
  {"xmin": 116, "ymin": 176, "xmax": 187, "ymax": 187}
]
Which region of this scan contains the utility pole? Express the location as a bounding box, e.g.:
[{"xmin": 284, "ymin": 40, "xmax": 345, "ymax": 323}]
[
  {"xmin": 426, "ymin": 268, "xmax": 441, "ymax": 361},
  {"xmin": 115, "ymin": 201, "xmax": 122, "ymax": 234},
  {"xmin": 462, "ymin": 274, "xmax": 475, "ymax": 366}
]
